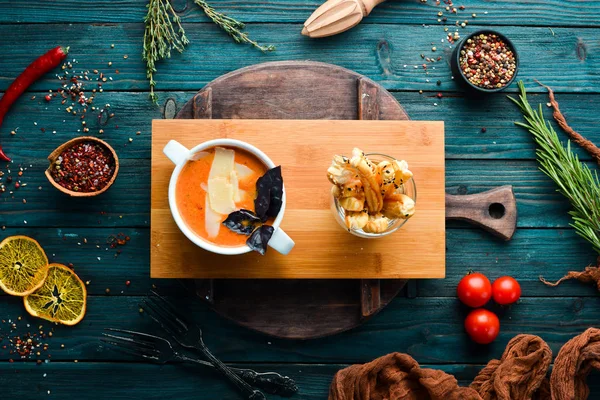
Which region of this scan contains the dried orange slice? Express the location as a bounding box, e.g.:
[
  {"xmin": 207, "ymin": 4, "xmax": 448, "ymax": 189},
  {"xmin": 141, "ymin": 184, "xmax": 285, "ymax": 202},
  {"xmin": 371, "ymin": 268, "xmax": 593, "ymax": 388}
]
[
  {"xmin": 24, "ymin": 263, "xmax": 87, "ymax": 326},
  {"xmin": 0, "ymin": 235, "xmax": 49, "ymax": 296}
]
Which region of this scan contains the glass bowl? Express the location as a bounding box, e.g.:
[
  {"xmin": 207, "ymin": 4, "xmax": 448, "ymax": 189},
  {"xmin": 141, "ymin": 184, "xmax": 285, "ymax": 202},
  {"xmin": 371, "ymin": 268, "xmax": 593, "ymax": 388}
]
[{"xmin": 330, "ymin": 153, "xmax": 417, "ymax": 238}]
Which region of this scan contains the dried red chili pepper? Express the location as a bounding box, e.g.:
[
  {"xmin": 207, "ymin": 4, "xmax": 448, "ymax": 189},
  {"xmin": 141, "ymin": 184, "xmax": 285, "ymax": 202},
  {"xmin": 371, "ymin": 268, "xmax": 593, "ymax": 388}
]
[{"xmin": 0, "ymin": 46, "xmax": 69, "ymax": 162}]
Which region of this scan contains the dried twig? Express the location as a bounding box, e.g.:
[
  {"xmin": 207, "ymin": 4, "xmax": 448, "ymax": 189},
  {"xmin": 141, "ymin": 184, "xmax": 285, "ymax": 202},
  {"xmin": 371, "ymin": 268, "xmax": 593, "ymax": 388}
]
[{"xmin": 535, "ymin": 80, "xmax": 600, "ymax": 165}]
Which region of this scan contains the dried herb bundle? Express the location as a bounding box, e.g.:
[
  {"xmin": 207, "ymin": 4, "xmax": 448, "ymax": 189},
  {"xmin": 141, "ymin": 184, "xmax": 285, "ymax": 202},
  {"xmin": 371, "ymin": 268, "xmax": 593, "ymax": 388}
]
[
  {"xmin": 509, "ymin": 81, "xmax": 600, "ymax": 287},
  {"xmin": 143, "ymin": 0, "xmax": 274, "ymax": 103},
  {"xmin": 143, "ymin": 0, "xmax": 189, "ymax": 103}
]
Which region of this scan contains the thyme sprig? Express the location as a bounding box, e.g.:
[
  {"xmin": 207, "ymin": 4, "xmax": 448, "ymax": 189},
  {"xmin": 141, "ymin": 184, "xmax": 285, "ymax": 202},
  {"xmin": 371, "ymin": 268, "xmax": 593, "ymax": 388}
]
[
  {"xmin": 509, "ymin": 81, "xmax": 600, "ymax": 254},
  {"xmin": 194, "ymin": 0, "xmax": 275, "ymax": 52},
  {"xmin": 143, "ymin": 0, "xmax": 274, "ymax": 103},
  {"xmin": 143, "ymin": 0, "xmax": 189, "ymax": 103}
]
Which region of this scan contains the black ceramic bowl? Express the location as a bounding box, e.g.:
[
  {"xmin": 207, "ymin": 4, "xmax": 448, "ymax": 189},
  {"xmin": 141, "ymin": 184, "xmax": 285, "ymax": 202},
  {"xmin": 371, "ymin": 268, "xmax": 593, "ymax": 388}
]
[{"xmin": 451, "ymin": 30, "xmax": 519, "ymax": 93}]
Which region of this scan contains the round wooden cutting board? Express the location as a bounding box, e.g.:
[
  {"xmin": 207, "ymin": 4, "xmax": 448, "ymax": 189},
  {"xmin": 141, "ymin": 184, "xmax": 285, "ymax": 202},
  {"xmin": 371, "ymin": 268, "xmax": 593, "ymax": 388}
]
[{"xmin": 176, "ymin": 61, "xmax": 408, "ymax": 340}]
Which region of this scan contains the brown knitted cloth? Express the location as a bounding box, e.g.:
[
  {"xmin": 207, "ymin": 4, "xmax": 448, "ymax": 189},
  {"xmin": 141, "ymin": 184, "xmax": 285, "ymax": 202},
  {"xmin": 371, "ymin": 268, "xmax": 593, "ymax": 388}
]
[
  {"xmin": 328, "ymin": 352, "xmax": 480, "ymax": 400},
  {"xmin": 470, "ymin": 335, "xmax": 552, "ymax": 400},
  {"xmin": 551, "ymin": 328, "xmax": 600, "ymax": 400},
  {"xmin": 329, "ymin": 330, "xmax": 600, "ymax": 400}
]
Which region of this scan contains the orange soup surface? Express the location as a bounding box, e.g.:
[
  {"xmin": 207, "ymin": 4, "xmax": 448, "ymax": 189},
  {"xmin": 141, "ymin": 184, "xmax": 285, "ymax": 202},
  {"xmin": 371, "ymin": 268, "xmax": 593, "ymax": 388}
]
[{"xmin": 176, "ymin": 147, "xmax": 267, "ymax": 247}]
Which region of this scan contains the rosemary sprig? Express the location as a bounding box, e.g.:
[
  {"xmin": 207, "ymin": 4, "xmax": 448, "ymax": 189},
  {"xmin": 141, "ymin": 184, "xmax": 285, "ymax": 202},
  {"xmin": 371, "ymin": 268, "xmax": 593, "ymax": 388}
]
[
  {"xmin": 143, "ymin": 0, "xmax": 189, "ymax": 103},
  {"xmin": 194, "ymin": 0, "xmax": 275, "ymax": 52},
  {"xmin": 509, "ymin": 81, "xmax": 600, "ymax": 254}
]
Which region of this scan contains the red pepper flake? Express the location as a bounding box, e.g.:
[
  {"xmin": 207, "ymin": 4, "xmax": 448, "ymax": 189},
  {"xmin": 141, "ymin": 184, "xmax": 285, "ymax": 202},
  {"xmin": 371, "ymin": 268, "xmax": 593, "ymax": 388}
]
[
  {"xmin": 481, "ymin": 127, "xmax": 487, "ymax": 133},
  {"xmin": 436, "ymin": 93, "xmax": 443, "ymax": 98},
  {"xmin": 125, "ymin": 280, "xmax": 131, "ymax": 286},
  {"xmin": 49, "ymin": 141, "xmax": 115, "ymax": 193},
  {"xmin": 107, "ymin": 233, "xmax": 130, "ymax": 248},
  {"xmin": 44, "ymin": 95, "xmax": 52, "ymax": 102}
]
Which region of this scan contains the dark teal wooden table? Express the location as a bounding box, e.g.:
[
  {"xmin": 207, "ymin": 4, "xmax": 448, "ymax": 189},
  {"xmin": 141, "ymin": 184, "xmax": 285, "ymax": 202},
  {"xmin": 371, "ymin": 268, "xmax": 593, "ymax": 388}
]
[{"xmin": 1, "ymin": 1, "xmax": 599, "ymax": 398}]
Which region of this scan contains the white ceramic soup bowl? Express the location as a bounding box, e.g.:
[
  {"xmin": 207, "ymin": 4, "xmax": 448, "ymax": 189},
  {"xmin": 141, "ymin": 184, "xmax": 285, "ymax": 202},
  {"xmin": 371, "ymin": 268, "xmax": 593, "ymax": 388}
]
[{"xmin": 163, "ymin": 139, "xmax": 295, "ymax": 256}]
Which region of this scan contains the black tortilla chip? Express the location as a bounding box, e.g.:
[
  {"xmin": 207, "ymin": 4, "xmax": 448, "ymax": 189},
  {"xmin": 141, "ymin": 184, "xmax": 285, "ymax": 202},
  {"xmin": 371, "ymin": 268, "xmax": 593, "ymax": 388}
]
[
  {"xmin": 222, "ymin": 209, "xmax": 262, "ymax": 235},
  {"xmin": 246, "ymin": 225, "xmax": 275, "ymax": 255},
  {"xmin": 254, "ymin": 166, "xmax": 284, "ymax": 221}
]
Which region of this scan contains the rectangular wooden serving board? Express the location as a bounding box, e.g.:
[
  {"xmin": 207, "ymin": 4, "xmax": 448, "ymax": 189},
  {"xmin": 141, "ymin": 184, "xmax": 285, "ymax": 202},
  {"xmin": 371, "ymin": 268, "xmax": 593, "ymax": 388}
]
[{"xmin": 151, "ymin": 119, "xmax": 445, "ymax": 279}]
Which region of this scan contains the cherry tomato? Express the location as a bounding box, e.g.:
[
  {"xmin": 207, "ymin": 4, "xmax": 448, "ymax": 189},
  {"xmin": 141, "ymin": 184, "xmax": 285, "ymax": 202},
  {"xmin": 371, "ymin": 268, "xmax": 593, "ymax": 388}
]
[
  {"xmin": 456, "ymin": 272, "xmax": 492, "ymax": 308},
  {"xmin": 465, "ymin": 309, "xmax": 500, "ymax": 344},
  {"xmin": 492, "ymin": 276, "xmax": 521, "ymax": 305}
]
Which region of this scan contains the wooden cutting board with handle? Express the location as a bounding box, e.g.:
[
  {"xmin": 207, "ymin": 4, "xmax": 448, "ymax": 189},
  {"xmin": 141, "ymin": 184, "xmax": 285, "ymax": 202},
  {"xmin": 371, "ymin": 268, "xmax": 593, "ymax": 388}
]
[{"xmin": 158, "ymin": 61, "xmax": 516, "ymax": 339}]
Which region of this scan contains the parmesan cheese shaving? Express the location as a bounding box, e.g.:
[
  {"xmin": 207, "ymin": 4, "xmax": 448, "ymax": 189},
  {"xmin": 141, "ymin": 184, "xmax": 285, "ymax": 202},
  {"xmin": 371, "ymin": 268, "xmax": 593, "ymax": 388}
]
[
  {"xmin": 204, "ymin": 196, "xmax": 221, "ymax": 238},
  {"xmin": 190, "ymin": 151, "xmax": 209, "ymax": 161},
  {"xmin": 209, "ymin": 147, "xmax": 235, "ymax": 180},
  {"xmin": 230, "ymin": 170, "xmax": 241, "ymax": 202},
  {"xmin": 234, "ymin": 162, "xmax": 254, "ymax": 180},
  {"xmin": 208, "ymin": 177, "xmax": 236, "ymax": 214}
]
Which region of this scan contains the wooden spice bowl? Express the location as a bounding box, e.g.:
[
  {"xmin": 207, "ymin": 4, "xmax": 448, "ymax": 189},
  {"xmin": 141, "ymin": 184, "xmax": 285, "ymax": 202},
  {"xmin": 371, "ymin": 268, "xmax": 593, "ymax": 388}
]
[{"xmin": 45, "ymin": 136, "xmax": 119, "ymax": 197}]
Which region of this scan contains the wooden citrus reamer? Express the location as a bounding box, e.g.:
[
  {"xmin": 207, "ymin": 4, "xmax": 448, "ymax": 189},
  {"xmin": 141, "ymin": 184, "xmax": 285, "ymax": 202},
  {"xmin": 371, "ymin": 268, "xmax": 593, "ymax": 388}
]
[{"xmin": 302, "ymin": 0, "xmax": 388, "ymax": 38}]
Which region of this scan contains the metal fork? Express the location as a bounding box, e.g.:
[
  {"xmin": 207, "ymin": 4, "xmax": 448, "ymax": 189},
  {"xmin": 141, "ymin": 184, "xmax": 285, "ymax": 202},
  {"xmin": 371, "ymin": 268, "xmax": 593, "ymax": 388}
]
[
  {"xmin": 141, "ymin": 291, "xmax": 267, "ymax": 400},
  {"xmin": 101, "ymin": 328, "xmax": 297, "ymax": 397}
]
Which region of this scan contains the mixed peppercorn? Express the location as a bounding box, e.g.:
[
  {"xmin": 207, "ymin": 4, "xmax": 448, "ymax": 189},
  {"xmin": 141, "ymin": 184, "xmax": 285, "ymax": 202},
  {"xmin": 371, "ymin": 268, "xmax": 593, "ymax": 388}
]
[
  {"xmin": 50, "ymin": 141, "xmax": 115, "ymax": 192},
  {"xmin": 459, "ymin": 33, "xmax": 516, "ymax": 90}
]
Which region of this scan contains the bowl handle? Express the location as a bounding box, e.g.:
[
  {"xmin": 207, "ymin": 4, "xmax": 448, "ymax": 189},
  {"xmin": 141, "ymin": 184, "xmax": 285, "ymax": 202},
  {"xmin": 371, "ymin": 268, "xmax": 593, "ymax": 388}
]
[
  {"xmin": 268, "ymin": 228, "xmax": 295, "ymax": 255},
  {"xmin": 163, "ymin": 140, "xmax": 189, "ymax": 165}
]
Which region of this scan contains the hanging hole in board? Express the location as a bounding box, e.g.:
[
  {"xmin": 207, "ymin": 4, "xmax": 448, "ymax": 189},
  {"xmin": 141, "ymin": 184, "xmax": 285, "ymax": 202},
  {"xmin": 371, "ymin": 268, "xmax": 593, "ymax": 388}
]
[
  {"xmin": 488, "ymin": 203, "xmax": 505, "ymax": 219},
  {"xmin": 170, "ymin": 0, "xmax": 188, "ymax": 13},
  {"xmin": 163, "ymin": 98, "xmax": 178, "ymax": 119}
]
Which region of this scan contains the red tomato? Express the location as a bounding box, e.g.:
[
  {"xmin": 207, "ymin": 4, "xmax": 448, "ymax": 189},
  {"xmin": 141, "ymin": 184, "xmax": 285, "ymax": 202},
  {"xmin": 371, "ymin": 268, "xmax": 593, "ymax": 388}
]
[
  {"xmin": 456, "ymin": 272, "xmax": 492, "ymax": 308},
  {"xmin": 465, "ymin": 309, "xmax": 500, "ymax": 344},
  {"xmin": 492, "ymin": 276, "xmax": 521, "ymax": 305}
]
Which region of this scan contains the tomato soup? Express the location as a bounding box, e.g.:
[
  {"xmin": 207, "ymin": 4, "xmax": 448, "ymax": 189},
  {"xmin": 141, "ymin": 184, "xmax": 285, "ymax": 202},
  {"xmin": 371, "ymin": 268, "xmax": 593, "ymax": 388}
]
[{"xmin": 176, "ymin": 146, "xmax": 267, "ymax": 247}]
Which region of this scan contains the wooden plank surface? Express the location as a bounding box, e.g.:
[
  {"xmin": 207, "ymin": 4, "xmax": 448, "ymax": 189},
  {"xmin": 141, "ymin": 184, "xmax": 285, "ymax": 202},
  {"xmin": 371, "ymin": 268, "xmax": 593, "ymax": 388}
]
[
  {"xmin": 1, "ymin": 363, "xmax": 598, "ymax": 400},
  {"xmin": 0, "ymin": 227, "xmax": 594, "ymax": 298},
  {"xmin": 2, "ymin": 295, "xmax": 600, "ymax": 364},
  {"xmin": 0, "ymin": 0, "xmax": 597, "ymax": 26},
  {"xmin": 2, "ymin": 91, "xmax": 600, "ymax": 162},
  {"xmin": 0, "ymin": 25, "xmax": 597, "ymax": 93},
  {"xmin": 0, "ymin": 158, "xmax": 589, "ymax": 229},
  {"xmin": 151, "ymin": 119, "xmax": 445, "ymax": 279}
]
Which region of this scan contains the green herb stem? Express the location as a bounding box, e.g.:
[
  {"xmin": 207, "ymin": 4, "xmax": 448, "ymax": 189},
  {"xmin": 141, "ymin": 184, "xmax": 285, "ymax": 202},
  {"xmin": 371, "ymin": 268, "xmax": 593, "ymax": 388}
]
[
  {"xmin": 194, "ymin": 0, "xmax": 275, "ymax": 52},
  {"xmin": 143, "ymin": 0, "xmax": 189, "ymax": 103},
  {"xmin": 509, "ymin": 81, "xmax": 600, "ymax": 254}
]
